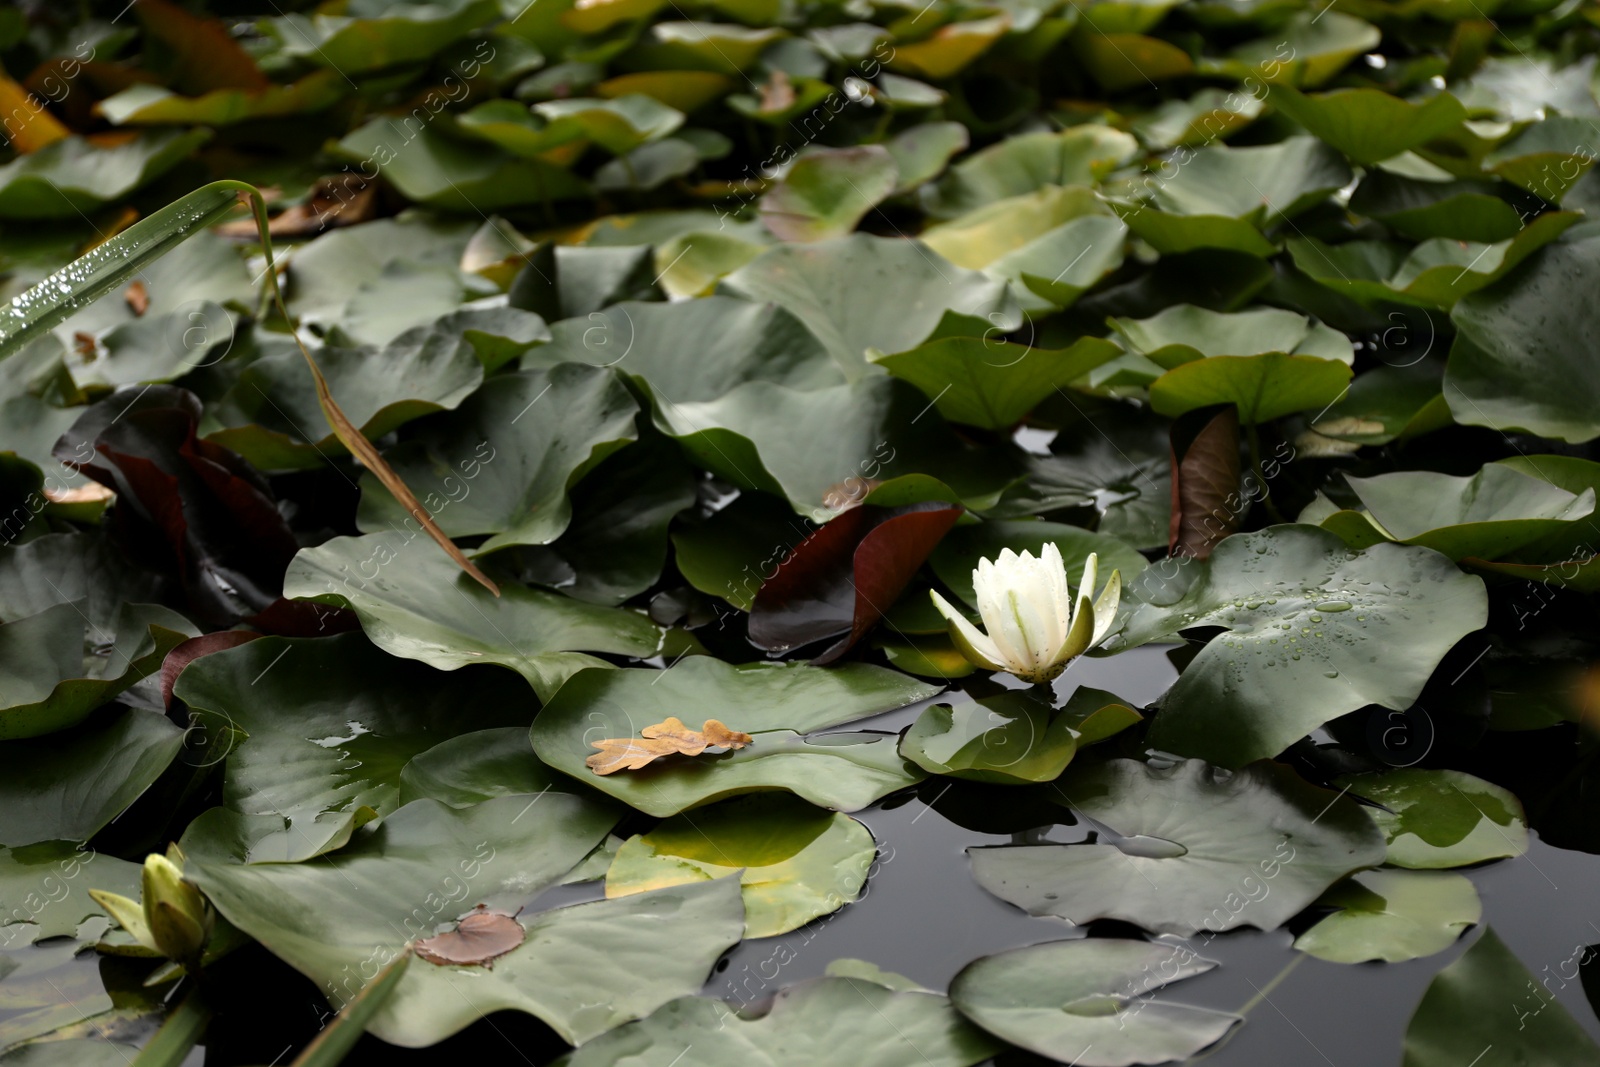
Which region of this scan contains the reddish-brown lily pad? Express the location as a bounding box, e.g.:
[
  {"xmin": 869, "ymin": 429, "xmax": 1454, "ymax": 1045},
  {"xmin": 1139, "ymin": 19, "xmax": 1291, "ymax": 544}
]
[{"xmin": 749, "ymin": 501, "xmax": 963, "ymax": 662}]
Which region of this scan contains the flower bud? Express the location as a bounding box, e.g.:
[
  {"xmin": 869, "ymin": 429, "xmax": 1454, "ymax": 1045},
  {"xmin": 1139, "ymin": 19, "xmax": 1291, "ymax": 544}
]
[{"xmin": 140, "ymin": 850, "xmax": 213, "ymax": 966}]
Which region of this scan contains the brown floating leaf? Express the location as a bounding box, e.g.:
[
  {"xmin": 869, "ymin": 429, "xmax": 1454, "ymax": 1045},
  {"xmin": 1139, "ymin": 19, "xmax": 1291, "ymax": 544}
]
[
  {"xmin": 72, "ymin": 332, "xmax": 97, "ymax": 360},
  {"xmin": 587, "ymin": 718, "xmax": 754, "ymax": 775},
  {"xmin": 700, "ymin": 720, "xmax": 755, "ymax": 749},
  {"xmin": 216, "ymin": 174, "xmax": 377, "ymax": 239},
  {"xmin": 415, "ymin": 905, "xmax": 524, "ymax": 968},
  {"xmin": 586, "ymin": 736, "xmax": 695, "ymax": 775},
  {"xmin": 641, "ymin": 715, "xmax": 714, "ymax": 755},
  {"xmin": 125, "ymin": 280, "xmax": 149, "ymax": 316}
]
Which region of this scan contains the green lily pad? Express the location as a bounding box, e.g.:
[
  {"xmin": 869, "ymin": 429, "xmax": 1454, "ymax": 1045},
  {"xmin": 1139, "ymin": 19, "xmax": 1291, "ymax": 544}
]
[
  {"xmin": 1131, "ymin": 88, "xmax": 1263, "ymax": 149},
  {"xmin": 284, "ymin": 535, "xmax": 665, "ymax": 701},
  {"xmin": 899, "ymin": 687, "xmax": 1141, "ymax": 784},
  {"xmin": 1445, "ymin": 227, "xmax": 1600, "ymax": 443},
  {"xmin": 1114, "ymin": 203, "xmax": 1279, "ymax": 257},
  {"xmin": 1483, "ymin": 117, "xmax": 1600, "ymax": 203},
  {"xmin": 605, "ymin": 793, "xmax": 875, "ymax": 937},
  {"xmin": 174, "ymin": 632, "xmax": 533, "ymax": 862},
  {"xmin": 1471, "ymin": 456, "xmax": 1600, "ymax": 588},
  {"xmin": 823, "ymin": 958, "xmax": 927, "ymax": 991},
  {"xmin": 921, "ymin": 185, "xmax": 1111, "ymax": 270},
  {"xmin": 653, "ymin": 230, "xmax": 769, "ymax": 297},
  {"xmin": 949, "ymin": 939, "xmax": 1241, "ymax": 1066},
  {"xmin": 556, "ymin": 976, "xmax": 1000, "ymax": 1066},
  {"xmin": 0, "ymin": 131, "xmax": 210, "ymax": 219},
  {"xmin": 529, "ymin": 657, "xmax": 937, "ymax": 817},
  {"xmin": 930, "ymin": 520, "xmax": 1148, "ymax": 609},
  {"xmin": 1286, "ymin": 212, "xmax": 1581, "ymax": 309},
  {"xmin": 398, "ymin": 727, "xmax": 568, "ymax": 809},
  {"xmin": 968, "ymin": 758, "xmax": 1385, "ymax": 935},
  {"xmin": 1113, "ymin": 304, "xmax": 1355, "ymax": 368},
  {"xmin": 1115, "ymin": 525, "xmax": 1488, "ymax": 767},
  {"xmin": 1338, "ymin": 768, "xmax": 1529, "ymax": 868},
  {"xmin": 509, "ymin": 243, "xmax": 660, "ymax": 322},
  {"xmin": 1269, "ymin": 87, "xmax": 1467, "ymax": 165},
  {"xmin": 1074, "ymin": 31, "xmax": 1195, "ymax": 92},
  {"xmin": 987, "ymin": 398, "xmax": 1172, "ymax": 547},
  {"xmin": 0, "ymin": 843, "xmax": 139, "ymax": 945},
  {"xmin": 1403, "ymin": 928, "xmax": 1600, "ymax": 1065},
  {"xmin": 1347, "ymin": 170, "xmax": 1523, "ymax": 242},
  {"xmin": 651, "ymin": 376, "xmax": 1017, "ymax": 521},
  {"xmin": 633, "ymin": 21, "xmax": 785, "ymax": 74},
  {"xmin": 721, "ymin": 234, "xmax": 1018, "ymax": 380},
  {"xmin": 872, "ymin": 335, "xmax": 1121, "ymax": 430},
  {"xmin": 1010, "ymin": 216, "xmax": 1130, "ymax": 308},
  {"xmin": 1078, "ymin": 0, "xmax": 1185, "ymax": 34},
  {"xmin": 760, "ymin": 145, "xmax": 898, "ymax": 242},
  {"xmin": 1303, "ymin": 362, "xmax": 1451, "ymax": 447},
  {"xmin": 1345, "ymin": 464, "xmax": 1595, "ymax": 561},
  {"xmin": 0, "ymin": 933, "xmax": 120, "ymax": 1048},
  {"xmin": 1107, "ymin": 303, "xmax": 1356, "ymax": 422},
  {"xmin": 1293, "ymin": 870, "xmax": 1480, "ymax": 963},
  {"xmin": 0, "ymin": 709, "xmax": 182, "ymax": 848},
  {"xmin": 1217, "ymin": 12, "xmax": 1380, "ymax": 87},
  {"xmin": 281, "ymin": 215, "xmax": 478, "ymax": 336},
  {"xmin": 595, "ymin": 139, "xmax": 702, "ymax": 192},
  {"xmin": 208, "ymin": 320, "xmax": 486, "ymax": 470},
  {"xmin": 184, "ymin": 795, "xmax": 744, "ymax": 1047},
  {"xmin": 922, "ymin": 127, "xmax": 1138, "ymax": 219},
  {"xmin": 341, "ymin": 262, "xmax": 503, "ymax": 348},
  {"xmin": 332, "ymin": 122, "xmax": 590, "ymax": 213},
  {"xmin": 355, "ymin": 364, "xmax": 638, "ymax": 553},
  {"xmin": 920, "ymin": 189, "xmax": 1128, "ymax": 310},
  {"xmin": 1150, "ymin": 353, "xmax": 1354, "ymax": 423},
  {"xmin": 1147, "ymin": 136, "xmax": 1352, "ymax": 226},
  {"xmin": 1453, "ymin": 55, "xmax": 1598, "ymax": 122},
  {"xmin": 532, "ymin": 95, "xmax": 686, "ymax": 155},
  {"xmin": 875, "ymin": 633, "xmax": 979, "ymax": 679},
  {"xmin": 0, "ymin": 599, "xmax": 192, "ymax": 741},
  {"xmin": 669, "ymin": 491, "xmax": 807, "ymax": 611},
  {"xmin": 521, "ymin": 295, "xmax": 843, "ymax": 399},
  {"xmin": 266, "ymin": 0, "xmax": 500, "ymax": 73},
  {"xmin": 96, "ymin": 70, "xmax": 345, "ymax": 126},
  {"xmin": 431, "ymin": 306, "xmax": 554, "ymax": 372},
  {"xmin": 596, "ymin": 71, "xmax": 734, "ymax": 112},
  {"xmin": 557, "ymin": 0, "xmax": 664, "ymax": 35},
  {"xmin": 891, "ymin": 15, "xmax": 1009, "ymax": 80},
  {"xmin": 885, "ymin": 121, "xmax": 969, "ymax": 194},
  {"xmin": 53, "ymin": 229, "xmax": 254, "ymax": 354},
  {"xmin": 510, "ymin": 437, "xmax": 697, "ymax": 606}
]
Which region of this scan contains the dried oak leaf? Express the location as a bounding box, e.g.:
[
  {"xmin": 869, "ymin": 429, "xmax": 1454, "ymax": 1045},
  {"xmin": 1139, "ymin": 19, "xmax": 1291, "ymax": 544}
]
[
  {"xmin": 415, "ymin": 905, "xmax": 524, "ymax": 968},
  {"xmin": 586, "ymin": 718, "xmax": 754, "ymax": 775},
  {"xmin": 699, "ymin": 720, "xmax": 755, "ymax": 749}
]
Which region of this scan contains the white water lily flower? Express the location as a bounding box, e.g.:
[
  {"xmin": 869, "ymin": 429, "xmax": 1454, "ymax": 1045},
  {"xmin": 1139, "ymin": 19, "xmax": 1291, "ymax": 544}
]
[{"xmin": 929, "ymin": 545, "xmax": 1121, "ymax": 684}]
